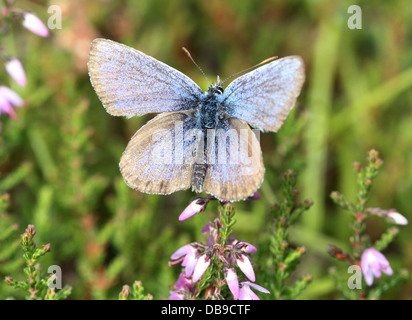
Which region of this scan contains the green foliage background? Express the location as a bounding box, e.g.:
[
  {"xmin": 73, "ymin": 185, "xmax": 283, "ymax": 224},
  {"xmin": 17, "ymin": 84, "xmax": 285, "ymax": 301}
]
[{"xmin": 0, "ymin": 0, "xmax": 411, "ymax": 299}]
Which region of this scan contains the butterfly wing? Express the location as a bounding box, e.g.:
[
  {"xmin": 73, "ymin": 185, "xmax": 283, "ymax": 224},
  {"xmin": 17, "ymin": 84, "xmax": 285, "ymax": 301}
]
[
  {"xmin": 88, "ymin": 38, "xmax": 203, "ymax": 116},
  {"xmin": 120, "ymin": 112, "xmax": 202, "ymax": 194},
  {"xmin": 202, "ymin": 118, "xmax": 264, "ymax": 201},
  {"xmin": 221, "ymin": 56, "xmax": 305, "ymax": 132}
]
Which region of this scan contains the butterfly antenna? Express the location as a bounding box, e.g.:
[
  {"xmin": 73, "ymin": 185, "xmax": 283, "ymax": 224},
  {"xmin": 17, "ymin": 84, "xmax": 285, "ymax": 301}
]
[
  {"xmin": 182, "ymin": 47, "xmax": 211, "ymax": 86},
  {"xmin": 221, "ymin": 56, "xmax": 278, "ymax": 85}
]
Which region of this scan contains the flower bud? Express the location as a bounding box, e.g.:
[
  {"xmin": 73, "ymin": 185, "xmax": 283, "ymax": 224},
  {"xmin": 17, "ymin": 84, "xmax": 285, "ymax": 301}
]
[
  {"xmin": 179, "ymin": 197, "xmax": 209, "ymax": 221},
  {"xmin": 5, "ymin": 58, "xmax": 26, "ymax": 86},
  {"xmin": 22, "ymin": 12, "xmax": 49, "ymax": 37}
]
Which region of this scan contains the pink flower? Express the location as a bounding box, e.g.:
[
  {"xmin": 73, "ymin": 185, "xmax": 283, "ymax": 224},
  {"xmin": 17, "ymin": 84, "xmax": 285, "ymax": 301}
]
[
  {"xmin": 233, "ymin": 240, "xmax": 257, "ymax": 255},
  {"xmin": 168, "ymin": 291, "xmax": 185, "ymax": 300},
  {"xmin": 239, "ymin": 281, "xmax": 270, "ymax": 300},
  {"xmin": 225, "ymin": 240, "xmax": 258, "ymax": 282},
  {"xmin": 0, "ymin": 86, "xmax": 24, "ymax": 119},
  {"xmin": 22, "ymin": 12, "xmax": 49, "ymax": 37},
  {"xmin": 5, "ymin": 58, "xmax": 26, "ymax": 86},
  {"xmin": 170, "ymin": 244, "xmax": 200, "ymax": 278},
  {"xmin": 167, "ymin": 272, "xmax": 196, "ymax": 300},
  {"xmin": 235, "ymin": 254, "xmax": 255, "ymax": 282},
  {"xmin": 192, "ymin": 254, "xmax": 211, "ymax": 282},
  {"xmin": 179, "ymin": 197, "xmax": 209, "ymax": 221},
  {"xmin": 361, "ymin": 248, "xmax": 393, "ymax": 286},
  {"xmin": 225, "ymin": 267, "xmax": 239, "ymax": 299},
  {"xmin": 174, "ymin": 272, "xmax": 195, "ymax": 292},
  {"xmin": 366, "ymin": 208, "xmax": 408, "ymax": 225},
  {"xmin": 386, "ymin": 211, "xmax": 408, "ymax": 225}
]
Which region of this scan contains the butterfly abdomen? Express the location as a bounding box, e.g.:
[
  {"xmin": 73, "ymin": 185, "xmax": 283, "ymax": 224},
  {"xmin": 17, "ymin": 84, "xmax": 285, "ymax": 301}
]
[
  {"xmin": 192, "ymin": 163, "xmax": 207, "ymax": 193},
  {"xmin": 191, "ymin": 129, "xmax": 208, "ymax": 192}
]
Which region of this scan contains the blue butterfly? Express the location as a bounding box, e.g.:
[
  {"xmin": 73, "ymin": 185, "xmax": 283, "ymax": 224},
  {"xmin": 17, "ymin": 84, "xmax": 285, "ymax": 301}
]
[{"xmin": 88, "ymin": 39, "xmax": 305, "ymax": 201}]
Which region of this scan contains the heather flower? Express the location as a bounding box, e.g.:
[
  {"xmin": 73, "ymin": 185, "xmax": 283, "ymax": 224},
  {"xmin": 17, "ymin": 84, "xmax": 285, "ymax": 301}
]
[
  {"xmin": 225, "ymin": 267, "xmax": 239, "ymax": 299},
  {"xmin": 170, "ymin": 243, "xmax": 212, "ymax": 283},
  {"xmin": 226, "ymin": 240, "xmax": 257, "ymax": 282},
  {"xmin": 361, "ymin": 248, "xmax": 393, "ymax": 286},
  {"xmin": 174, "ymin": 272, "xmax": 195, "ymax": 292},
  {"xmin": 235, "ymin": 253, "xmax": 255, "ymax": 282},
  {"xmin": 238, "ymin": 281, "xmax": 270, "ymax": 300},
  {"xmin": 170, "ymin": 244, "xmax": 201, "ymax": 278},
  {"xmin": 366, "ymin": 208, "xmax": 408, "ymax": 225},
  {"xmin": 232, "ymin": 240, "xmax": 257, "ymax": 255},
  {"xmin": 386, "ymin": 210, "xmax": 408, "ymax": 225},
  {"xmin": 192, "ymin": 254, "xmax": 211, "ymax": 282},
  {"xmin": 5, "ymin": 58, "xmax": 26, "ymax": 86},
  {"xmin": 22, "ymin": 12, "xmax": 49, "ymax": 37},
  {"xmin": 168, "ymin": 290, "xmax": 185, "ymax": 300},
  {"xmin": 167, "ymin": 272, "xmax": 195, "ymax": 300},
  {"xmin": 0, "ymin": 86, "xmax": 24, "ymax": 119},
  {"xmin": 179, "ymin": 197, "xmax": 210, "ymax": 221},
  {"xmin": 170, "ymin": 201, "xmax": 263, "ymax": 299}
]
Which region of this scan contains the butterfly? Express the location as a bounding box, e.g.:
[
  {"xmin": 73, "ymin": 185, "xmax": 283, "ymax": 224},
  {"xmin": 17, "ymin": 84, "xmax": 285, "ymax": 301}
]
[{"xmin": 87, "ymin": 39, "xmax": 305, "ymax": 202}]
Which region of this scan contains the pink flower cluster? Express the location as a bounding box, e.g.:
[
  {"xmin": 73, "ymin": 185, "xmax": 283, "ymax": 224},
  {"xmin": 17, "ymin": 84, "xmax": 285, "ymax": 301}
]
[
  {"xmin": 0, "ymin": 86, "xmax": 23, "ymax": 119},
  {"xmin": 359, "ymin": 208, "xmax": 407, "ymax": 286},
  {"xmin": 361, "ymin": 248, "xmax": 393, "ymax": 286},
  {"xmin": 169, "ymin": 199, "xmax": 269, "ymax": 300},
  {"xmin": 1, "ymin": 11, "xmax": 49, "ymax": 130}
]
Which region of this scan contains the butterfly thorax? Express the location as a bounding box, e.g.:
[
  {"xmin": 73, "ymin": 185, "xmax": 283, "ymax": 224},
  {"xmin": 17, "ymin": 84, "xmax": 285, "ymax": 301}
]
[{"xmin": 198, "ymin": 83, "xmax": 224, "ymax": 130}]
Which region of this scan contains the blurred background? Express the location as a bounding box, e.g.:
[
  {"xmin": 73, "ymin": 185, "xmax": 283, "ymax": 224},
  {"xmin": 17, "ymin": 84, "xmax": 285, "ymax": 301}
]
[{"xmin": 0, "ymin": 0, "xmax": 411, "ymax": 299}]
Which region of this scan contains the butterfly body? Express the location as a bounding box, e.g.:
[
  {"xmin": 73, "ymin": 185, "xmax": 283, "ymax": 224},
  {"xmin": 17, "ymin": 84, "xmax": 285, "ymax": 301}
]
[
  {"xmin": 88, "ymin": 39, "xmax": 305, "ymax": 201},
  {"xmin": 190, "ymin": 82, "xmax": 224, "ymax": 193}
]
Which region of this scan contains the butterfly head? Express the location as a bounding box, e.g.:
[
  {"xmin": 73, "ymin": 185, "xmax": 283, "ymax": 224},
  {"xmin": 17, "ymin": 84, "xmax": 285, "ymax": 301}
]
[{"xmin": 207, "ymin": 76, "xmax": 224, "ymax": 96}]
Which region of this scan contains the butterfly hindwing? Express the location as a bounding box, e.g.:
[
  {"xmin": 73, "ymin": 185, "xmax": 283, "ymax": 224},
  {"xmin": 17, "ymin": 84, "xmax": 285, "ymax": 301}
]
[
  {"xmin": 120, "ymin": 112, "xmax": 202, "ymax": 195},
  {"xmin": 202, "ymin": 118, "xmax": 264, "ymax": 201}
]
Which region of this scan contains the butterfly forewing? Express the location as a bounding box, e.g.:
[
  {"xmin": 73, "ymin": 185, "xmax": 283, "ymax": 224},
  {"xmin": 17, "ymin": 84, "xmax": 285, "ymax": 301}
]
[
  {"xmin": 222, "ymin": 56, "xmax": 305, "ymax": 132},
  {"xmin": 88, "ymin": 39, "xmax": 203, "ymax": 117},
  {"xmin": 120, "ymin": 112, "xmax": 202, "ymax": 195},
  {"xmin": 202, "ymin": 118, "xmax": 264, "ymax": 201}
]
